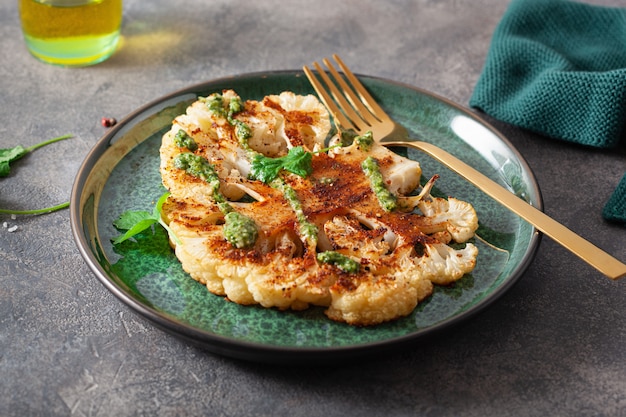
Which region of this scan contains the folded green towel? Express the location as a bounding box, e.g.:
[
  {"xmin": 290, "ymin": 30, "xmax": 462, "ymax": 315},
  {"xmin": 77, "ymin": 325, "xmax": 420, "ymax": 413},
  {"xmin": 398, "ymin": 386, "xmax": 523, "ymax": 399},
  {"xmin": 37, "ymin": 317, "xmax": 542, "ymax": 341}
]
[
  {"xmin": 603, "ymin": 173, "xmax": 626, "ymax": 224},
  {"xmin": 470, "ymin": 0, "xmax": 626, "ymax": 223}
]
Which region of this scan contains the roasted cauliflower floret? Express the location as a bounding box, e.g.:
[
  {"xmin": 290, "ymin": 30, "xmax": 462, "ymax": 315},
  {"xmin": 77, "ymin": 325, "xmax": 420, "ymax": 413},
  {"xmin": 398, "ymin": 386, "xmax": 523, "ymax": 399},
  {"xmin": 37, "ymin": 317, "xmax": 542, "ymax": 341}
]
[
  {"xmin": 323, "ymin": 215, "xmax": 391, "ymax": 261},
  {"xmin": 263, "ymin": 91, "xmax": 331, "ymax": 151},
  {"xmin": 237, "ymin": 91, "xmax": 331, "ymax": 155},
  {"xmin": 414, "ymin": 242, "xmax": 478, "ymax": 285},
  {"xmin": 417, "ymin": 197, "xmax": 479, "ymax": 243},
  {"xmin": 159, "ymin": 90, "xmax": 479, "ymax": 326},
  {"xmin": 329, "ymin": 132, "xmax": 422, "ymax": 195}
]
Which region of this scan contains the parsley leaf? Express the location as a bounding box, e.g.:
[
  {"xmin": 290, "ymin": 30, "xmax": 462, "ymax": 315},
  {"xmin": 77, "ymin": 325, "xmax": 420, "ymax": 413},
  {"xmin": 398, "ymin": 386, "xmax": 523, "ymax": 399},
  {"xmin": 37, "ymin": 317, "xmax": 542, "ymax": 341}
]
[
  {"xmin": 250, "ymin": 146, "xmax": 313, "ymax": 183},
  {"xmin": 0, "ymin": 134, "xmax": 73, "ymax": 216},
  {"xmin": 0, "ymin": 134, "xmax": 72, "ymax": 177},
  {"xmin": 112, "ymin": 192, "xmax": 179, "ymax": 245},
  {"xmin": 0, "ymin": 146, "xmax": 26, "ymax": 177}
]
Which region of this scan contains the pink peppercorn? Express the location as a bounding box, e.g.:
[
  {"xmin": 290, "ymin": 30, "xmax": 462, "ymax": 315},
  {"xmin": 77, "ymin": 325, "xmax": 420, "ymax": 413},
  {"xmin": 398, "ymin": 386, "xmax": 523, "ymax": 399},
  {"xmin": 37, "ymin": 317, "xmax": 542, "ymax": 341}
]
[{"xmin": 101, "ymin": 117, "xmax": 117, "ymax": 128}]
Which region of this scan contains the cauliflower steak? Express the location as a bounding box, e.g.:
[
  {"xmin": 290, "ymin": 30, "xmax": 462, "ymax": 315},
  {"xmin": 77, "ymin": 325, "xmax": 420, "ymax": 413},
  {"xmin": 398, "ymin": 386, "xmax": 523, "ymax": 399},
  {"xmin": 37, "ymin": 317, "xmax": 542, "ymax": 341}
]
[{"xmin": 159, "ymin": 89, "xmax": 479, "ymax": 326}]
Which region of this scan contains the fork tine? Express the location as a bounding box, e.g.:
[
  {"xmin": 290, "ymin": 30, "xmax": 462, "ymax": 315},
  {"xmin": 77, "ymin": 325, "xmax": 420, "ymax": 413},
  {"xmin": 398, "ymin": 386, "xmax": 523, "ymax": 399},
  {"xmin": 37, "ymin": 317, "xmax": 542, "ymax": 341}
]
[
  {"xmin": 312, "ymin": 61, "xmax": 369, "ymax": 130},
  {"xmin": 305, "ymin": 55, "xmax": 391, "ymax": 135},
  {"xmin": 322, "ymin": 57, "xmax": 380, "ymax": 125},
  {"xmin": 310, "ymin": 61, "xmax": 372, "ymax": 132},
  {"xmin": 332, "ymin": 54, "xmax": 388, "ymax": 120},
  {"xmin": 303, "ymin": 65, "xmax": 357, "ymax": 132}
]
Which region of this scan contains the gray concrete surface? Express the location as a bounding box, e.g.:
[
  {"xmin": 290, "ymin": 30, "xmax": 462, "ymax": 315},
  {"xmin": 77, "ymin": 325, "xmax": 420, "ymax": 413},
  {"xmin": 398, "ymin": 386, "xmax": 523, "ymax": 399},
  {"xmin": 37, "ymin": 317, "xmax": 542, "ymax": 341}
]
[{"xmin": 1, "ymin": 0, "xmax": 624, "ymax": 416}]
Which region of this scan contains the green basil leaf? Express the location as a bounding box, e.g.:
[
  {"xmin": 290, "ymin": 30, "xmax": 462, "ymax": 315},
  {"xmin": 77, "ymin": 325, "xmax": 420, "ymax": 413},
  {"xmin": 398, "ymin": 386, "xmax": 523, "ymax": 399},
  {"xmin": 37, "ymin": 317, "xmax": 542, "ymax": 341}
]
[
  {"xmin": 113, "ymin": 210, "xmax": 153, "ymax": 230},
  {"xmin": 111, "ymin": 218, "xmax": 158, "ymax": 244}
]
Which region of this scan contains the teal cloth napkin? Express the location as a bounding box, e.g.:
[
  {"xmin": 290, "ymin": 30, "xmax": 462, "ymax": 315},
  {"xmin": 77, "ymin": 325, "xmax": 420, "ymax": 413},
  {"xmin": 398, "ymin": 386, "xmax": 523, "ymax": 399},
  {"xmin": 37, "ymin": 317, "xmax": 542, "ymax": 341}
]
[
  {"xmin": 603, "ymin": 174, "xmax": 626, "ymax": 223},
  {"xmin": 470, "ymin": 0, "xmax": 626, "ymax": 223}
]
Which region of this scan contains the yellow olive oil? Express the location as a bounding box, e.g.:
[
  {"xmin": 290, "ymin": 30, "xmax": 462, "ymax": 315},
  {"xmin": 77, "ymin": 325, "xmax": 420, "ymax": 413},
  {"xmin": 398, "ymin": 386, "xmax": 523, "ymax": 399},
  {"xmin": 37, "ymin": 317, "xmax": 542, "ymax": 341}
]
[{"xmin": 19, "ymin": 0, "xmax": 122, "ymax": 66}]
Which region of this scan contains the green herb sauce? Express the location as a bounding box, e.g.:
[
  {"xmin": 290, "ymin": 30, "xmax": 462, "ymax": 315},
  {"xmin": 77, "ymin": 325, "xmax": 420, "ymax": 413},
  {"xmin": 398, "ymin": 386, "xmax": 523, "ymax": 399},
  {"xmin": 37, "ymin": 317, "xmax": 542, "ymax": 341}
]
[
  {"xmin": 223, "ymin": 211, "xmax": 259, "ymax": 249},
  {"xmin": 232, "ymin": 119, "xmax": 252, "ymax": 143},
  {"xmin": 204, "ymin": 94, "xmax": 227, "ymax": 118},
  {"xmin": 339, "ymin": 129, "xmax": 358, "ymax": 146},
  {"xmin": 338, "ymin": 129, "xmax": 373, "ymax": 150},
  {"xmin": 228, "ymin": 95, "xmax": 244, "ymax": 114},
  {"xmin": 204, "ymin": 93, "xmax": 252, "ymax": 145},
  {"xmin": 362, "ymin": 156, "xmax": 397, "ymax": 212},
  {"xmin": 271, "ymin": 178, "xmax": 318, "ymax": 244},
  {"xmin": 355, "ymin": 131, "xmax": 374, "ymax": 151},
  {"xmin": 174, "ymin": 129, "xmax": 198, "ymax": 151},
  {"xmin": 174, "ymin": 152, "xmax": 221, "ymax": 195},
  {"xmin": 317, "ymin": 251, "xmax": 360, "ymax": 273},
  {"xmin": 174, "ymin": 152, "xmax": 258, "ymax": 248}
]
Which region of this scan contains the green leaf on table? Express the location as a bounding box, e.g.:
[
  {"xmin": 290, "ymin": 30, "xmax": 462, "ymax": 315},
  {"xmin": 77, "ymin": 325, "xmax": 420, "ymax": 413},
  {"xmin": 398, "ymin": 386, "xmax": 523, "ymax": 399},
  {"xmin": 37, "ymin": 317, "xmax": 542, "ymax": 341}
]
[
  {"xmin": 0, "ymin": 134, "xmax": 73, "ymax": 216},
  {"xmin": 0, "ymin": 146, "xmax": 27, "ymax": 177},
  {"xmin": 0, "ymin": 134, "xmax": 72, "ymax": 177}
]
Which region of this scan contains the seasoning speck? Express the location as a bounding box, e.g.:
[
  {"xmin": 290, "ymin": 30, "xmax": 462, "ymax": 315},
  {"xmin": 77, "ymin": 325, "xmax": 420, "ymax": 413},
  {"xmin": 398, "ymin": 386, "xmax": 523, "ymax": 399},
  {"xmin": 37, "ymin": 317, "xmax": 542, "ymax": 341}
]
[
  {"xmin": 7, "ymin": 225, "xmax": 18, "ymax": 233},
  {"xmin": 10, "ymin": 214, "xmax": 16, "ymax": 220},
  {"xmin": 101, "ymin": 117, "xmax": 117, "ymax": 128},
  {"xmin": 2, "ymin": 222, "xmax": 7, "ymax": 228}
]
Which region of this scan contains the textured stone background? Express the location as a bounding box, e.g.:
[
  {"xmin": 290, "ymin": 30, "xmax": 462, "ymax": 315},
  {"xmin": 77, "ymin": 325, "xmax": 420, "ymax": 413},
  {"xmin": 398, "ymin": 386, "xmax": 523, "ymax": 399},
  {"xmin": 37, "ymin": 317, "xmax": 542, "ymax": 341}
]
[{"xmin": 1, "ymin": 1, "xmax": 624, "ymax": 416}]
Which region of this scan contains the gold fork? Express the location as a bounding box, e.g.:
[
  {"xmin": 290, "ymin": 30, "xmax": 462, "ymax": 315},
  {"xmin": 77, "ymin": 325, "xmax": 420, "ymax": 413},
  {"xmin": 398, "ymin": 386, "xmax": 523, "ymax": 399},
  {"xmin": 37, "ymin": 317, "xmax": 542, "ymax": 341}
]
[{"xmin": 303, "ymin": 54, "xmax": 626, "ymax": 280}]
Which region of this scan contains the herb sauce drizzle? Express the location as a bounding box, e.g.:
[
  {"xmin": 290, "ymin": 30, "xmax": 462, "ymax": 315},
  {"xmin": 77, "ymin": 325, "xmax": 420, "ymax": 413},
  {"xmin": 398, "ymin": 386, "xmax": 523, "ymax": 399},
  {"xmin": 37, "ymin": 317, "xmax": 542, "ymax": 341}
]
[
  {"xmin": 361, "ymin": 156, "xmax": 397, "ymax": 212},
  {"xmin": 174, "ymin": 152, "xmax": 258, "ymax": 248}
]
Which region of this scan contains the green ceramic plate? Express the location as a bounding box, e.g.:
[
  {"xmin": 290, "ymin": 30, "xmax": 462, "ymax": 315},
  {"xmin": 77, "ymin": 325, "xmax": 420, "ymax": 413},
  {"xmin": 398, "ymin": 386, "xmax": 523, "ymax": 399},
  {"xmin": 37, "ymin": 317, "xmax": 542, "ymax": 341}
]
[{"xmin": 71, "ymin": 71, "xmax": 541, "ymax": 364}]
